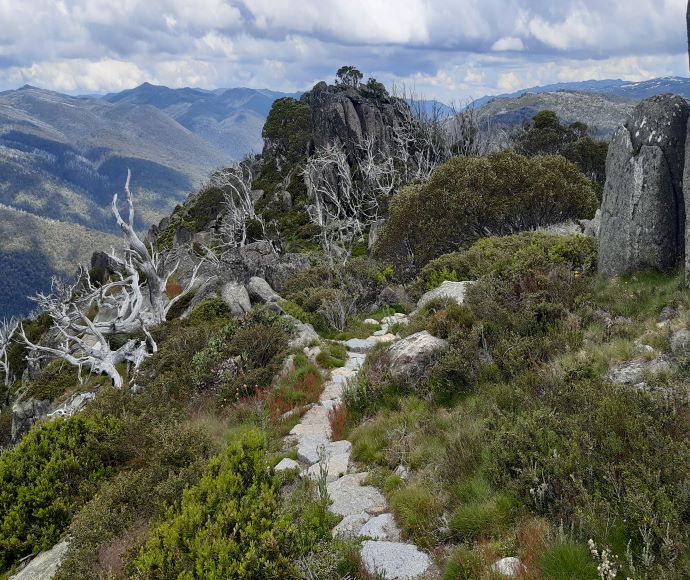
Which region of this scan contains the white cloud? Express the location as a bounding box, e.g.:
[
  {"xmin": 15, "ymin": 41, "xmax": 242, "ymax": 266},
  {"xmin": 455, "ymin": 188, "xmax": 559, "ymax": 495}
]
[
  {"xmin": 498, "ymin": 71, "xmax": 521, "ymax": 91},
  {"xmin": 491, "ymin": 37, "xmax": 525, "ymax": 52},
  {"xmin": 0, "ymin": 0, "xmax": 687, "ymax": 100}
]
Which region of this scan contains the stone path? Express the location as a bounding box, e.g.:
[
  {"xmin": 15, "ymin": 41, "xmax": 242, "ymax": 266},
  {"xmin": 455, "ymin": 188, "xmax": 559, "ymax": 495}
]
[{"xmin": 279, "ymin": 315, "xmax": 435, "ymax": 579}]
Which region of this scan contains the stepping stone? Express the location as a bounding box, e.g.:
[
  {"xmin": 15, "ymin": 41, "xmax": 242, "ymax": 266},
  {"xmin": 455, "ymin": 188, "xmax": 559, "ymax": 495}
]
[
  {"xmin": 327, "ymin": 472, "xmax": 386, "ymax": 517},
  {"xmin": 332, "ymin": 512, "xmax": 371, "ymax": 538},
  {"xmin": 320, "ymin": 381, "xmax": 344, "ymax": 401},
  {"xmin": 306, "ymin": 446, "xmax": 350, "ymax": 482},
  {"xmin": 345, "ymin": 354, "xmax": 366, "ymax": 371},
  {"xmin": 369, "ymin": 333, "xmax": 396, "ymax": 344},
  {"xmin": 359, "ymin": 513, "xmax": 401, "ymax": 541},
  {"xmin": 343, "ymin": 338, "xmax": 376, "ymax": 353},
  {"xmin": 364, "ymin": 318, "xmax": 380, "ymax": 325},
  {"xmin": 321, "ymin": 399, "xmax": 341, "ymax": 413},
  {"xmin": 289, "ymin": 405, "xmax": 331, "ymax": 440},
  {"xmin": 275, "ymin": 458, "xmax": 299, "ymax": 472},
  {"xmin": 298, "ymin": 438, "xmax": 351, "ymax": 465},
  {"xmin": 361, "ymin": 540, "xmax": 432, "ymax": 579},
  {"xmin": 332, "ymin": 367, "xmax": 357, "ymax": 379},
  {"xmin": 373, "ymin": 327, "xmax": 389, "ymax": 336}
]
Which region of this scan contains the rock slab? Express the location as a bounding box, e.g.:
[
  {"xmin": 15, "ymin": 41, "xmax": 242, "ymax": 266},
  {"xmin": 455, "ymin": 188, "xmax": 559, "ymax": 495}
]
[{"xmin": 360, "ymin": 540, "xmax": 432, "ymax": 579}]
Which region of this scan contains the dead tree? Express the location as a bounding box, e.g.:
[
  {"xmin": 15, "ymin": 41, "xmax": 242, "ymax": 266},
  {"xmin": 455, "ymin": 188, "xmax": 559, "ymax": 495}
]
[
  {"xmin": 213, "ymin": 165, "xmax": 266, "ymax": 248},
  {"xmin": 0, "ymin": 318, "xmax": 18, "ymax": 389},
  {"xmin": 22, "ymin": 171, "xmax": 201, "ymax": 388},
  {"xmin": 112, "ymin": 170, "xmax": 201, "ymax": 324},
  {"xmin": 303, "ymin": 142, "xmax": 385, "ymax": 264},
  {"xmin": 19, "ymin": 313, "xmax": 150, "ymax": 390}
]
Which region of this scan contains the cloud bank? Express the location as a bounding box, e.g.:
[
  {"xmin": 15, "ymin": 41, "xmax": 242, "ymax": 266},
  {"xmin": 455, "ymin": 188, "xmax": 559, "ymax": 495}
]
[{"xmin": 0, "ymin": 0, "xmax": 687, "ymax": 101}]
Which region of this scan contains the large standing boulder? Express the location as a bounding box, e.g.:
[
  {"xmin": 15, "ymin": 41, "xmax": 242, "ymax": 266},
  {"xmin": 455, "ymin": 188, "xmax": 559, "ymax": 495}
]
[
  {"xmin": 387, "ymin": 331, "xmax": 448, "ymax": 385},
  {"xmin": 220, "ymin": 282, "xmax": 251, "ymax": 316},
  {"xmin": 599, "ymin": 95, "xmax": 689, "ymax": 277}
]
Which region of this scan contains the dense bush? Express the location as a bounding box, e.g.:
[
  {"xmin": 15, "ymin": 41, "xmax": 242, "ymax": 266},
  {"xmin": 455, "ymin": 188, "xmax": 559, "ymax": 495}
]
[
  {"xmin": 55, "ymin": 422, "xmax": 214, "ymax": 579},
  {"xmin": 25, "ymin": 360, "xmax": 80, "ymax": 401},
  {"xmin": 0, "ymin": 416, "xmax": 125, "ymax": 569},
  {"xmin": 375, "ymin": 151, "xmax": 598, "ymax": 276},
  {"xmin": 192, "ymin": 307, "xmax": 289, "ymax": 401},
  {"xmin": 516, "ymin": 110, "xmax": 609, "ymax": 187},
  {"xmin": 489, "ymin": 380, "xmax": 690, "ymax": 564},
  {"xmin": 134, "ymin": 431, "xmax": 319, "ymax": 579},
  {"xmin": 413, "ymin": 232, "xmax": 597, "ymax": 295}
]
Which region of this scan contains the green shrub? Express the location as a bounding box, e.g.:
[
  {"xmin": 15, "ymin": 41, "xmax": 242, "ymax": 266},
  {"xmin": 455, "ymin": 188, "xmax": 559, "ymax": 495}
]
[
  {"xmin": 413, "ymin": 231, "xmax": 597, "ymax": 296},
  {"xmin": 26, "ymin": 360, "xmax": 80, "ymax": 401},
  {"xmin": 186, "ymin": 297, "xmax": 233, "ymax": 326},
  {"xmin": 539, "ymin": 540, "xmax": 599, "ymax": 579},
  {"xmin": 0, "ymin": 416, "xmax": 125, "ymax": 569},
  {"xmin": 375, "ymin": 151, "xmax": 598, "ymax": 276},
  {"xmin": 442, "ymin": 547, "xmax": 482, "ymax": 580},
  {"xmin": 134, "ymin": 431, "xmax": 304, "ymax": 578},
  {"xmin": 316, "ymin": 342, "xmax": 347, "ymax": 368},
  {"xmin": 55, "ymin": 422, "xmax": 214, "ymax": 579}
]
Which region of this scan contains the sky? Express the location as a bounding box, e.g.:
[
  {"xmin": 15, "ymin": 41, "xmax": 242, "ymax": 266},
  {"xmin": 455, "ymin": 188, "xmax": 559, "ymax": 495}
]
[{"xmin": 0, "ymin": 0, "xmax": 688, "ymax": 102}]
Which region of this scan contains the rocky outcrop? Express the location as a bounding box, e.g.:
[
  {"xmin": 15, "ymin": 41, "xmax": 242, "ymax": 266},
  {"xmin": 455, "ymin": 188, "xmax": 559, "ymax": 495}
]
[
  {"xmin": 300, "ymin": 81, "xmax": 415, "ymax": 162},
  {"xmin": 599, "ymin": 95, "xmax": 689, "ymax": 277},
  {"xmin": 10, "ymin": 539, "xmax": 70, "ymax": 580},
  {"xmin": 11, "ymin": 398, "xmax": 51, "ymax": 442}
]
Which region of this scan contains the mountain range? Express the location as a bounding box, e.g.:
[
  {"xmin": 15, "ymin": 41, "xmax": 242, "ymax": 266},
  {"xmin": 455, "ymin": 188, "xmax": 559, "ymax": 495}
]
[{"xmin": 3, "ymin": 76, "xmax": 690, "ymax": 318}]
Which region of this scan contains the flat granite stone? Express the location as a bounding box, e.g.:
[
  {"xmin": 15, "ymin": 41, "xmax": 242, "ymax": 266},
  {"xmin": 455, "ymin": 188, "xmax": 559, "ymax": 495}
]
[
  {"xmin": 332, "ymin": 512, "xmax": 371, "ymax": 538},
  {"xmin": 361, "ymin": 540, "xmax": 432, "ymax": 579},
  {"xmin": 343, "ymin": 338, "xmax": 377, "ymax": 353},
  {"xmin": 298, "ymin": 438, "xmax": 351, "ymax": 465},
  {"xmin": 359, "ymin": 513, "xmax": 401, "ymax": 541},
  {"xmin": 369, "ymin": 333, "xmax": 397, "ymax": 344},
  {"xmin": 327, "ymin": 472, "xmax": 386, "ymax": 517},
  {"xmin": 289, "ymin": 405, "xmax": 331, "ymax": 440},
  {"xmin": 332, "ymin": 366, "xmax": 358, "ymax": 379},
  {"xmin": 306, "ymin": 448, "xmax": 350, "ymax": 482},
  {"xmin": 275, "ymin": 458, "xmax": 300, "ymax": 472},
  {"xmin": 320, "ymin": 381, "xmax": 344, "ymax": 401}
]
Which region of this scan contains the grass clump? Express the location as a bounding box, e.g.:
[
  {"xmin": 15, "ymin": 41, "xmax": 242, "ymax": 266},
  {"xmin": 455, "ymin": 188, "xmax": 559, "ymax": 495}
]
[{"xmin": 539, "ymin": 540, "xmax": 599, "ymax": 579}]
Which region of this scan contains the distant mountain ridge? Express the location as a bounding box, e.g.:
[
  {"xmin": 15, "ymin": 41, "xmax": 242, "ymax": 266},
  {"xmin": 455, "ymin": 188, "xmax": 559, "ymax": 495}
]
[
  {"xmin": 471, "ymin": 76, "xmax": 690, "ymax": 109},
  {"xmin": 104, "ymin": 83, "xmax": 301, "ymax": 160}
]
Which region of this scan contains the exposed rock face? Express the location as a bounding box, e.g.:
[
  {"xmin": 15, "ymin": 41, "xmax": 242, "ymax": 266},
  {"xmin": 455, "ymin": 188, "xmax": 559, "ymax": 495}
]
[
  {"xmin": 10, "ymin": 539, "xmax": 70, "ymax": 580},
  {"xmin": 300, "ymin": 81, "xmax": 414, "ymax": 161},
  {"xmin": 599, "ymin": 95, "xmax": 689, "ymax": 277},
  {"xmin": 387, "ymin": 331, "xmax": 448, "ymax": 385},
  {"xmin": 11, "ymin": 398, "xmax": 51, "ymax": 442}
]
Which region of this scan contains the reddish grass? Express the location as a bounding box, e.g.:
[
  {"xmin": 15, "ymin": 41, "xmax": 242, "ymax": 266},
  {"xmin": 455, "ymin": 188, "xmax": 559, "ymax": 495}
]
[
  {"xmin": 166, "ymin": 278, "xmax": 183, "ymax": 298},
  {"xmin": 517, "ymin": 517, "xmax": 549, "ymax": 579},
  {"xmin": 328, "ymin": 403, "xmax": 347, "ymax": 441}
]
